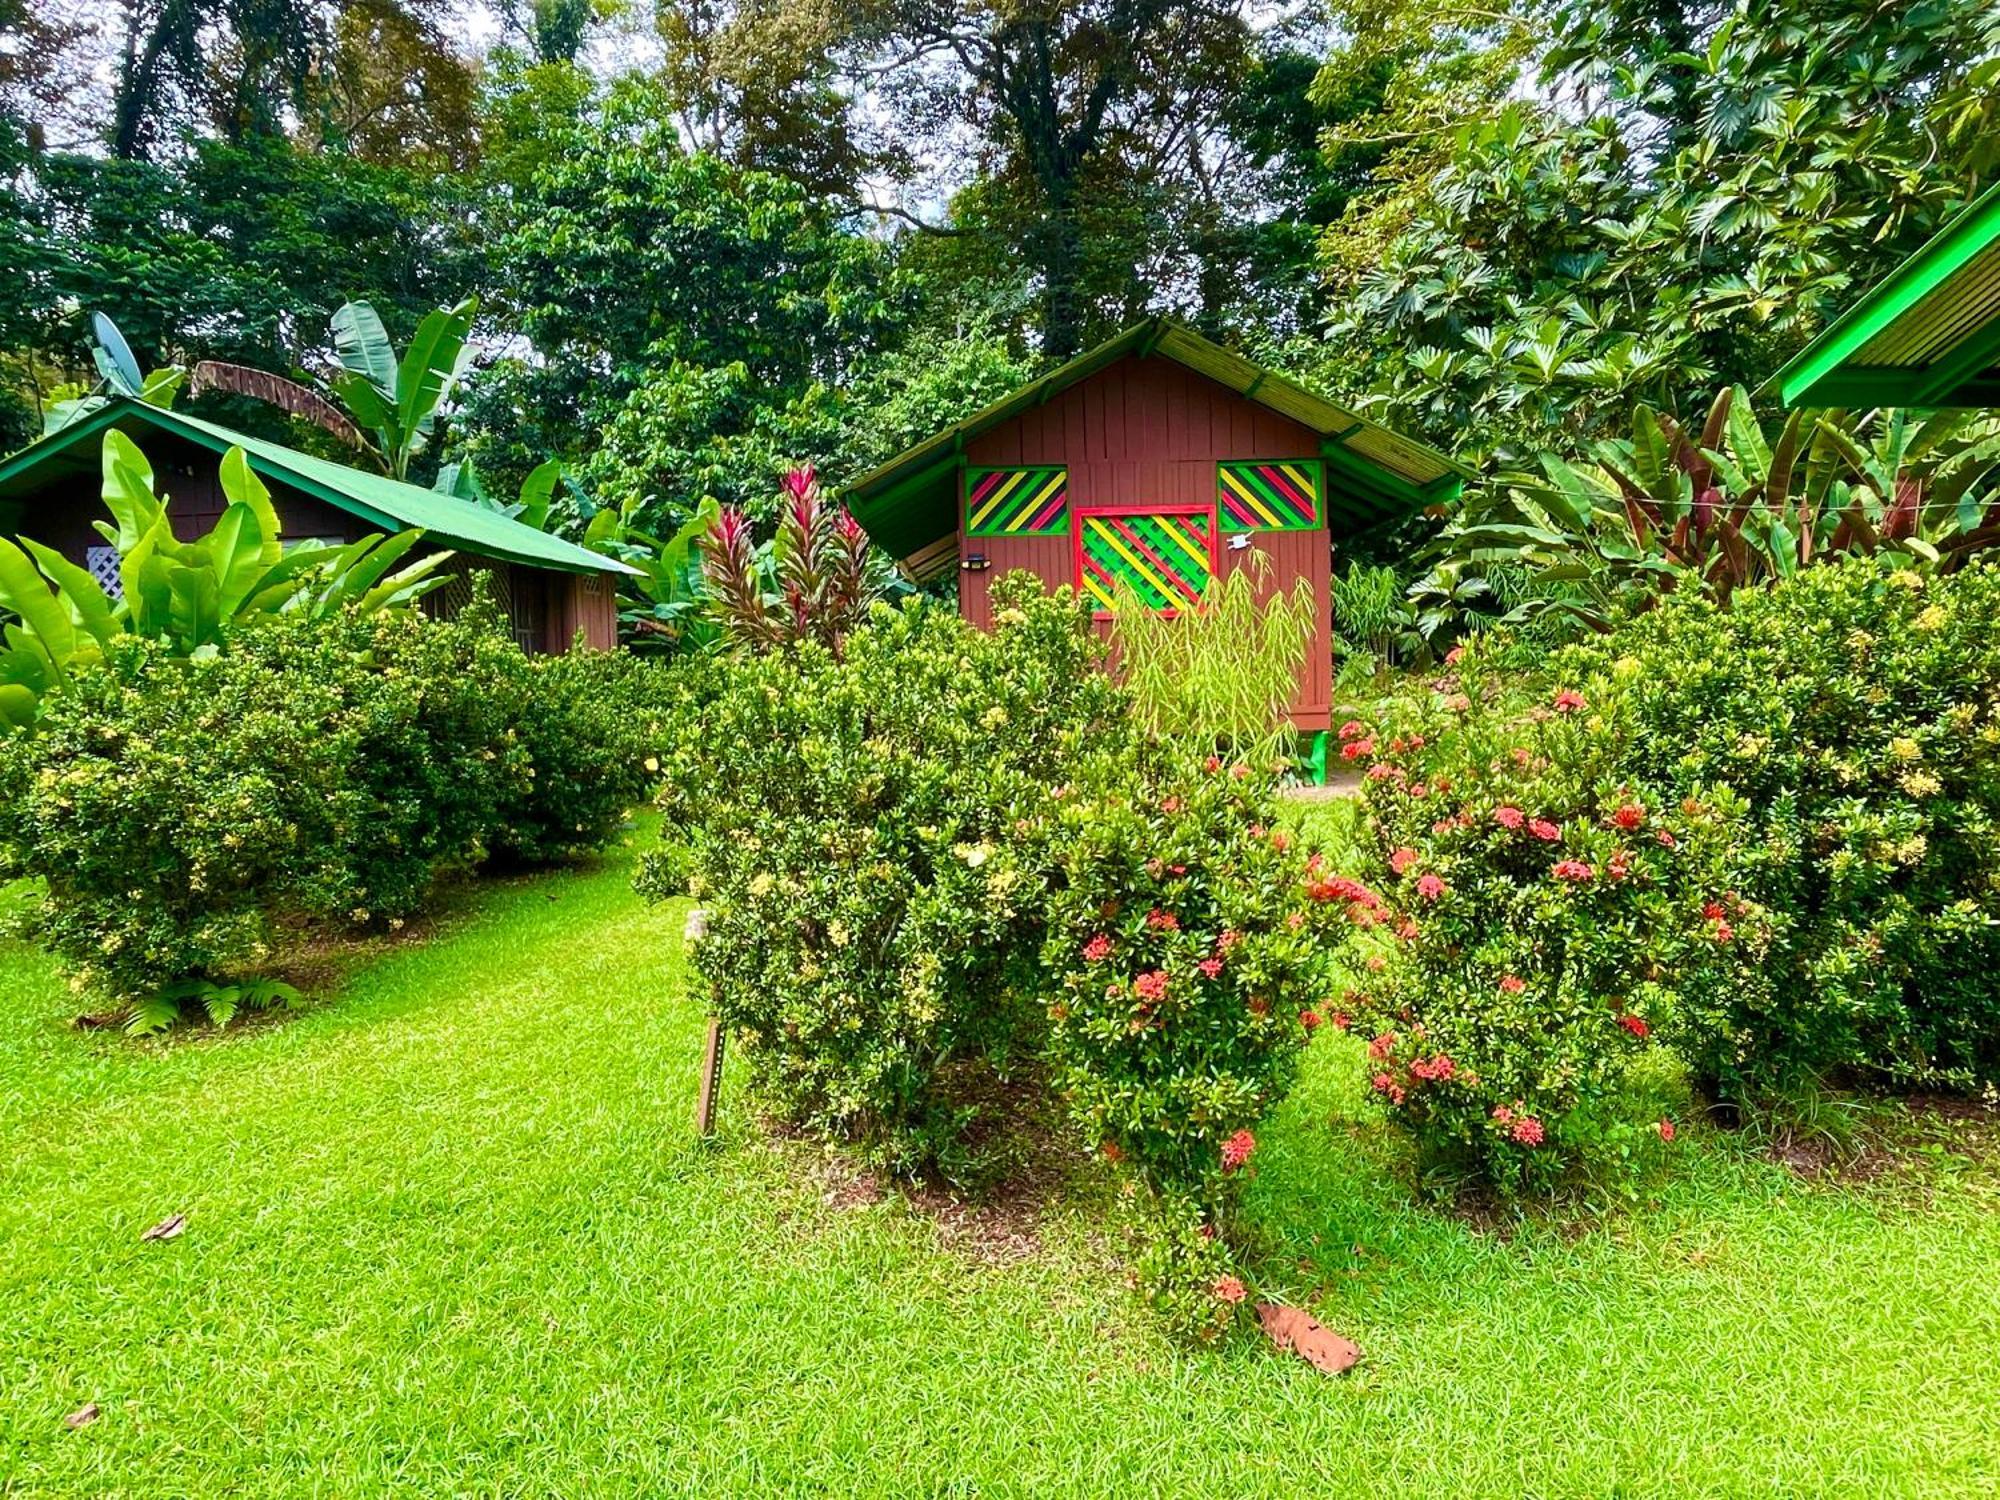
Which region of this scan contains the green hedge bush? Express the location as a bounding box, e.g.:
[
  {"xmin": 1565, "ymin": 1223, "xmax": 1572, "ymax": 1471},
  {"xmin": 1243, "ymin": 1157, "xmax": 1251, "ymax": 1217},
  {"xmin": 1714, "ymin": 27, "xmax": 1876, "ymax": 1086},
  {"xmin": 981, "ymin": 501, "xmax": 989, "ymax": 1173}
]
[
  {"xmin": 648, "ymin": 575, "xmax": 1342, "ymax": 1331},
  {"xmin": 1041, "ymin": 757, "xmax": 1337, "ymax": 1334},
  {"xmin": 1344, "ymin": 661, "xmax": 1737, "ymax": 1195},
  {"xmin": 1344, "ymin": 559, "xmax": 2000, "ymax": 1195},
  {"xmin": 0, "ymin": 593, "xmax": 657, "ymax": 1025},
  {"xmin": 1568, "ymin": 559, "xmax": 2000, "ymax": 1096},
  {"xmin": 644, "ymin": 578, "xmax": 1132, "ymax": 1177}
]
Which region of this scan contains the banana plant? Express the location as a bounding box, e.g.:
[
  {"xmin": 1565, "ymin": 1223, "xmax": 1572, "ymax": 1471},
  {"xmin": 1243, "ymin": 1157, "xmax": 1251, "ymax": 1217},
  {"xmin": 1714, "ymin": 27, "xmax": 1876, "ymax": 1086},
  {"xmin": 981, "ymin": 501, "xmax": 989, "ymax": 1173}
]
[
  {"xmin": 0, "ymin": 432, "xmax": 451, "ymax": 730},
  {"xmin": 40, "ymin": 313, "xmax": 185, "ymax": 436},
  {"xmin": 328, "ymin": 297, "xmax": 477, "ymax": 480},
  {"xmin": 586, "ymin": 497, "xmax": 721, "ymax": 653},
  {"xmin": 433, "ymin": 455, "xmax": 562, "ymax": 530},
  {"xmin": 191, "ymin": 296, "xmax": 479, "ymax": 481}
]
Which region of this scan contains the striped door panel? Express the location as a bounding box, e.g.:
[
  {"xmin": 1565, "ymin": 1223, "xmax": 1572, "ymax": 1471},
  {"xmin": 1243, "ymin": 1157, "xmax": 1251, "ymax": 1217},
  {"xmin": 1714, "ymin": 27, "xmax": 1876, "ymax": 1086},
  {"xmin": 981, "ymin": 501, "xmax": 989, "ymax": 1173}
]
[
  {"xmin": 1218, "ymin": 460, "xmax": 1320, "ymax": 531},
  {"xmin": 965, "ymin": 467, "xmax": 1069, "ymax": 536},
  {"xmin": 1077, "ymin": 510, "xmax": 1215, "ymax": 612}
]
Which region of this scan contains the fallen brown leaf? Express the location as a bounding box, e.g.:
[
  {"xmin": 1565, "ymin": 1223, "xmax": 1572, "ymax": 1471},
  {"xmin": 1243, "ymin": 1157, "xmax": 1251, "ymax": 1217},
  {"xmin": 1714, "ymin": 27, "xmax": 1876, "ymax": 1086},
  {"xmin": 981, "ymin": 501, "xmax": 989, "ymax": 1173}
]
[
  {"xmin": 65, "ymin": 1403, "xmax": 100, "ymax": 1429},
  {"xmin": 1256, "ymin": 1302, "xmax": 1361, "ymax": 1374},
  {"xmin": 141, "ymin": 1213, "xmax": 186, "ymax": 1242}
]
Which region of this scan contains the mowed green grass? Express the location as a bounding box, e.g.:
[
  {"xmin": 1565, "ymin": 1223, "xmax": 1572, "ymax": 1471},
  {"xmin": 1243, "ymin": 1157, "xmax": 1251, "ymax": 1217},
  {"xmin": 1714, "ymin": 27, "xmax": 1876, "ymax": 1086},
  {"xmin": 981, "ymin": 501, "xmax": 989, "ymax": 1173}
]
[{"xmin": 2, "ymin": 828, "xmax": 1998, "ymax": 1496}]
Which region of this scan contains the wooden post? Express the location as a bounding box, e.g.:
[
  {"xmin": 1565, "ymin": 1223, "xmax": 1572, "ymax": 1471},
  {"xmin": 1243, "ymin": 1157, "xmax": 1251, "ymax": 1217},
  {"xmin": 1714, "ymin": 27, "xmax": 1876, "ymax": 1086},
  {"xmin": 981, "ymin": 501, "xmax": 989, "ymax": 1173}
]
[{"xmin": 695, "ymin": 1017, "xmax": 725, "ymax": 1136}]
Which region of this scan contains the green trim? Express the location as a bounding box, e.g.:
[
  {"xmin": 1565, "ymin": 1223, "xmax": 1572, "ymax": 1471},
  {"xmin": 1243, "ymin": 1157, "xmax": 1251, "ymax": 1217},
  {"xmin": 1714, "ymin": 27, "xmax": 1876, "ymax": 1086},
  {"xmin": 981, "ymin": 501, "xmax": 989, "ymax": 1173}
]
[
  {"xmin": 1321, "ymin": 438, "xmax": 1428, "ymax": 511},
  {"xmin": 0, "ymin": 399, "xmax": 637, "ymax": 576},
  {"xmin": 1774, "ymin": 181, "xmax": 2000, "ymax": 409}
]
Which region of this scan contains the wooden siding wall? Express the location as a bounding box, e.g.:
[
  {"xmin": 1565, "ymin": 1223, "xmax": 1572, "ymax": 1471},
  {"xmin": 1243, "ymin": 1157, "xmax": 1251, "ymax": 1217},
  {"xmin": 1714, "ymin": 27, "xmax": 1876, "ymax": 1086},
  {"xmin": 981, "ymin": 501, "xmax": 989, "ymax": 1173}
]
[
  {"xmin": 548, "ymin": 572, "xmax": 619, "ymax": 652},
  {"xmin": 958, "ymin": 354, "xmax": 1333, "ymax": 730}
]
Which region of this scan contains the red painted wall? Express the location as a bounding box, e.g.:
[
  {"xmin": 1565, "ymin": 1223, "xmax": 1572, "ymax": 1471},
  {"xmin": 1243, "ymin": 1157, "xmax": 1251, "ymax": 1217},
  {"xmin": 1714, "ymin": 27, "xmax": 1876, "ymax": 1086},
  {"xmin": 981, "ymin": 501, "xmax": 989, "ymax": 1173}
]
[{"xmin": 957, "ymin": 354, "xmax": 1333, "ymax": 730}]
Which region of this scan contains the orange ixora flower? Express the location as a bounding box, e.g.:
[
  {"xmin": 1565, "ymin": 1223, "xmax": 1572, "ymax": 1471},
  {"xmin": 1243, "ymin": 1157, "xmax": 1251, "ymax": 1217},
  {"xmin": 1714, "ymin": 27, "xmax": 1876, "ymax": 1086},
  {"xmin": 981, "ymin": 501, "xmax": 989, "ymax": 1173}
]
[
  {"xmin": 1213, "ymin": 1275, "xmax": 1247, "ymax": 1303},
  {"xmin": 1220, "ymin": 1129, "xmax": 1257, "ymax": 1171}
]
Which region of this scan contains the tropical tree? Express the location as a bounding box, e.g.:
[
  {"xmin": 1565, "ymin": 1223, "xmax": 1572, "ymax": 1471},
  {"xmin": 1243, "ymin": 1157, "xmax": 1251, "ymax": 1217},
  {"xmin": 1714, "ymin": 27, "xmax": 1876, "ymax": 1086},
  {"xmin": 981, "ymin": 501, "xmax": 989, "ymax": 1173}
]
[{"xmin": 1306, "ymin": 0, "xmax": 2000, "ymax": 459}]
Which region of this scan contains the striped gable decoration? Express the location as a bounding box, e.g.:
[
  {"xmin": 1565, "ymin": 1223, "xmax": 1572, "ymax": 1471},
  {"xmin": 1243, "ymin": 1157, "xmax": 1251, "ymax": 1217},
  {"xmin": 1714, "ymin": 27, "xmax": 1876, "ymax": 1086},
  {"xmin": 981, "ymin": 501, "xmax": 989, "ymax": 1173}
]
[
  {"xmin": 1077, "ymin": 510, "xmax": 1215, "ymax": 613},
  {"xmin": 1218, "ymin": 460, "xmax": 1320, "ymax": 531},
  {"xmin": 965, "ymin": 466, "xmax": 1069, "ymax": 536}
]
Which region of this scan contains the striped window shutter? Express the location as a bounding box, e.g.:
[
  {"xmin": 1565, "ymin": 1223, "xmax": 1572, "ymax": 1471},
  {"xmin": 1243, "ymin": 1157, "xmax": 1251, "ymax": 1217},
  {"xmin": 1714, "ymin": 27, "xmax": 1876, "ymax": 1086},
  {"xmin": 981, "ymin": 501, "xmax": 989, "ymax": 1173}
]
[
  {"xmin": 965, "ymin": 467, "xmax": 1068, "ymax": 537},
  {"xmin": 1218, "ymin": 460, "xmax": 1320, "ymax": 531}
]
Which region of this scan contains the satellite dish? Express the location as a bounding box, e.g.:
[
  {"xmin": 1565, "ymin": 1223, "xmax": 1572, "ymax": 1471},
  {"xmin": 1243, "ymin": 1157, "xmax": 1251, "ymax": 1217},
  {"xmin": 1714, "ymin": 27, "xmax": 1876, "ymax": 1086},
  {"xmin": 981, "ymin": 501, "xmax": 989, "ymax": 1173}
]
[{"xmin": 90, "ymin": 312, "xmax": 145, "ymax": 396}]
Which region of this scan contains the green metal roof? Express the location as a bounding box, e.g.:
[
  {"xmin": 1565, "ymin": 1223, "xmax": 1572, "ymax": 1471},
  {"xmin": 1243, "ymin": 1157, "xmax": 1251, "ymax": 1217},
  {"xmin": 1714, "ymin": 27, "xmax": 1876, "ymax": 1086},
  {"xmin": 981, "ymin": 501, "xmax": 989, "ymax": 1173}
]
[
  {"xmin": 844, "ymin": 317, "xmax": 1466, "ymax": 577},
  {"xmin": 0, "ymin": 398, "xmax": 639, "ymax": 577},
  {"xmin": 1775, "ymin": 182, "xmax": 2000, "ymax": 410}
]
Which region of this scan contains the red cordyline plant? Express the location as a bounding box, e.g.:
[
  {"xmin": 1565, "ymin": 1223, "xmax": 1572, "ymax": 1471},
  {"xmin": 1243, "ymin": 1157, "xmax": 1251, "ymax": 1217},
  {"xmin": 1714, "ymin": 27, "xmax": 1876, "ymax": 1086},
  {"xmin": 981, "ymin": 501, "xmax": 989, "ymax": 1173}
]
[
  {"xmin": 700, "ymin": 465, "xmax": 874, "ymax": 656},
  {"xmin": 1449, "ymin": 386, "xmax": 2000, "ymax": 629}
]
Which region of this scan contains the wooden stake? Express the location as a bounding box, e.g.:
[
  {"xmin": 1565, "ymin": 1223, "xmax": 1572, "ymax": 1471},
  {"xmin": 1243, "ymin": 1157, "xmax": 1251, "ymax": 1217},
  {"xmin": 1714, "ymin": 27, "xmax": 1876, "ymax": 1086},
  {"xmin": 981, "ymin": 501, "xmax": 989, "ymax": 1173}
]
[{"xmin": 695, "ymin": 1017, "xmax": 725, "ymax": 1136}]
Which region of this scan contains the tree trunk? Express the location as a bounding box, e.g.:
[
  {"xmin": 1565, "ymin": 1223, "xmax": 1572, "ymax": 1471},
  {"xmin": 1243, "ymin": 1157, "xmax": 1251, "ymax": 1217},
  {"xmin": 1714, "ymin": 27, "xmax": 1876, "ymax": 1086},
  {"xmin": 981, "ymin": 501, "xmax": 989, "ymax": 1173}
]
[{"xmin": 1037, "ymin": 178, "xmax": 1085, "ymax": 360}]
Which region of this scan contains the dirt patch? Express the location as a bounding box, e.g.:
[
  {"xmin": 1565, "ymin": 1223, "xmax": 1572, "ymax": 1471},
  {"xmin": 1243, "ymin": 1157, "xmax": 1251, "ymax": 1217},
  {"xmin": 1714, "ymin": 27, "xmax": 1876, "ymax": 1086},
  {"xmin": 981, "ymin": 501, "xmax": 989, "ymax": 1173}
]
[
  {"xmin": 1762, "ymin": 1092, "xmax": 2000, "ymax": 1186},
  {"xmin": 1282, "ymin": 774, "xmax": 1364, "ymax": 802}
]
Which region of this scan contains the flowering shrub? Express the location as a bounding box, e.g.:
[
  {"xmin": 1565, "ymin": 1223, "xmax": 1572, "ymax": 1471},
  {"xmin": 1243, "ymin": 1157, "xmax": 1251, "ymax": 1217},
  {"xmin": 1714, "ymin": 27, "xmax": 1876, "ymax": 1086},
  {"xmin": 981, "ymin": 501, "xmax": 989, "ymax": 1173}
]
[
  {"xmin": 1342, "ymin": 654, "xmax": 1739, "ymax": 1194},
  {"xmin": 645, "ymin": 575, "xmax": 1132, "ymax": 1178},
  {"xmin": 1040, "ymin": 758, "xmax": 1335, "ymax": 1331},
  {"xmin": 0, "ymin": 590, "xmax": 656, "ymax": 1027},
  {"xmin": 1564, "ymin": 559, "xmax": 2000, "ymax": 1095}
]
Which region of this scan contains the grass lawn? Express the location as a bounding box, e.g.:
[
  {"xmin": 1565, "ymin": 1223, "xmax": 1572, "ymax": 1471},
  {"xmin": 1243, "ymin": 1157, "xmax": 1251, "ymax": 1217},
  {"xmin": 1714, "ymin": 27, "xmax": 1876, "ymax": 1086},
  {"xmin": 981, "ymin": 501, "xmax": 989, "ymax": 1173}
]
[{"xmin": 3, "ymin": 823, "xmax": 1998, "ymax": 1496}]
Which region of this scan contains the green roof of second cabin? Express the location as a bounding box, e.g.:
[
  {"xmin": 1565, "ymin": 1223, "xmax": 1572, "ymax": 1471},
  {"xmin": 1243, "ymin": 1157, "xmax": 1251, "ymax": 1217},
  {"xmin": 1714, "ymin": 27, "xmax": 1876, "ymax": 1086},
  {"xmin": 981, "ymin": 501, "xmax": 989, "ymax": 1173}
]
[
  {"xmin": 843, "ymin": 317, "xmax": 1466, "ymax": 573},
  {"xmin": 0, "ymin": 398, "xmax": 640, "ymax": 577},
  {"xmin": 1775, "ymin": 182, "xmax": 2000, "ymax": 410}
]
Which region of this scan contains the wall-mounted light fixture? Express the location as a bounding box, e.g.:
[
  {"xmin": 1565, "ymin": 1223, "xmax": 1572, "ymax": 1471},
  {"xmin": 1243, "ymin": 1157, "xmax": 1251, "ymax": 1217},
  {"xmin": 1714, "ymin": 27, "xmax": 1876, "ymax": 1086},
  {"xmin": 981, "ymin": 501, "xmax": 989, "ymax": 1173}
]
[
  {"xmin": 962, "ymin": 551, "xmax": 991, "ymax": 572},
  {"xmin": 1226, "ymin": 533, "xmax": 1253, "ymax": 552}
]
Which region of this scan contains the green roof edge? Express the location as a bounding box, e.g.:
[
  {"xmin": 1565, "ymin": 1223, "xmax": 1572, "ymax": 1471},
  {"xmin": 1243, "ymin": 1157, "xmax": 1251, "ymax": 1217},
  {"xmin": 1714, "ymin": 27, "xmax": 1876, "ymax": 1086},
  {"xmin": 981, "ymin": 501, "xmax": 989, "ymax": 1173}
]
[
  {"xmin": 1773, "ymin": 180, "xmax": 2000, "ymax": 409},
  {"xmin": 0, "ymin": 398, "xmax": 638, "ymax": 577}
]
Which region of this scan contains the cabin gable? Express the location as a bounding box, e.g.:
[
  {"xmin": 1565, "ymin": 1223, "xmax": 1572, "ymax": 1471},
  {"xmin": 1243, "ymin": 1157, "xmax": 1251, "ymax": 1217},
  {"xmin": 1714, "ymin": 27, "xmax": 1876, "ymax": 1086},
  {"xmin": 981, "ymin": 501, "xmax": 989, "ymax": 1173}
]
[{"xmin": 956, "ymin": 352, "xmax": 1337, "ymax": 729}]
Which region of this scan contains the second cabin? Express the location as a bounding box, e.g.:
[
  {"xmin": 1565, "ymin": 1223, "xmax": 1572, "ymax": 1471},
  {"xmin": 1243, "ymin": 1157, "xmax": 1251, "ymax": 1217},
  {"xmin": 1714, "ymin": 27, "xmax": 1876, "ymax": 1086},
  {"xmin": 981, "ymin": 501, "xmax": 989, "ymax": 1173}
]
[{"xmin": 843, "ymin": 318, "xmax": 1462, "ymax": 733}]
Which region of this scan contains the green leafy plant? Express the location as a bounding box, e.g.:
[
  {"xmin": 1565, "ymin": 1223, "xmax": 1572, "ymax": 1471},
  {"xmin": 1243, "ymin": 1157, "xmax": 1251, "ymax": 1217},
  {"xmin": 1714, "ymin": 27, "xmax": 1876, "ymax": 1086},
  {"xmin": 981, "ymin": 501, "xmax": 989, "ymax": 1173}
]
[
  {"xmin": 1041, "ymin": 756, "xmax": 1334, "ymax": 1336},
  {"xmin": 1448, "ymin": 390, "xmax": 2000, "ymax": 629},
  {"xmin": 1559, "ymin": 557, "xmax": 2000, "ymax": 1098},
  {"xmin": 41, "ymin": 313, "xmax": 186, "ymax": 435},
  {"xmin": 644, "ymin": 576, "xmax": 1131, "ymax": 1178},
  {"xmin": 192, "ymin": 296, "xmax": 479, "ymax": 481},
  {"xmin": 1336, "ymin": 640, "xmax": 1741, "ymax": 1196},
  {"xmin": 0, "ymin": 431, "xmax": 447, "ymax": 729},
  {"xmin": 0, "ymin": 594, "xmax": 660, "ymax": 1029}
]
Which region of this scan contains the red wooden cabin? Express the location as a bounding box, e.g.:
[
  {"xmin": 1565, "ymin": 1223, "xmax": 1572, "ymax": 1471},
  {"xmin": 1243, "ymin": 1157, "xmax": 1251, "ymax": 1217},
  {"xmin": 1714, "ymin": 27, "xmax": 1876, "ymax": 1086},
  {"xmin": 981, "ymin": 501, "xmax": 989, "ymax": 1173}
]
[{"xmin": 845, "ymin": 319, "xmax": 1462, "ymax": 733}]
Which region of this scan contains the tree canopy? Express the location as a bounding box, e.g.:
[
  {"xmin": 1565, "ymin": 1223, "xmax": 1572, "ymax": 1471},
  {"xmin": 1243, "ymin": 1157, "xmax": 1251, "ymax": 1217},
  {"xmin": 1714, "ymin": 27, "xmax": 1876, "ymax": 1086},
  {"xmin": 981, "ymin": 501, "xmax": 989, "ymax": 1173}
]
[{"xmin": 0, "ymin": 0, "xmax": 1993, "ymax": 549}]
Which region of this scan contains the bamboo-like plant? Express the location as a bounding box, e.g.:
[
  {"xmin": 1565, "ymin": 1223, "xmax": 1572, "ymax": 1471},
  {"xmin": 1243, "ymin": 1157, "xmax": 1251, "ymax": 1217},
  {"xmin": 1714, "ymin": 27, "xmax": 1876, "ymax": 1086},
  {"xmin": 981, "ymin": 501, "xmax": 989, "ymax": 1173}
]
[{"xmin": 1108, "ymin": 549, "xmax": 1316, "ymax": 760}]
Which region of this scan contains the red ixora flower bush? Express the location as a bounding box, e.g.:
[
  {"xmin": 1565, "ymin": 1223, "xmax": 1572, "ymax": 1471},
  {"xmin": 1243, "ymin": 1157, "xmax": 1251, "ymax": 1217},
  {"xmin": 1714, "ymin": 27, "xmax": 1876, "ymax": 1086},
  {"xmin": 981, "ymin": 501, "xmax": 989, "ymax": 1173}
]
[
  {"xmin": 1338, "ymin": 640, "xmax": 1746, "ymax": 1196},
  {"xmin": 1041, "ymin": 755, "xmax": 1343, "ymax": 1334},
  {"xmin": 1220, "ymin": 1129, "xmax": 1257, "ymax": 1172}
]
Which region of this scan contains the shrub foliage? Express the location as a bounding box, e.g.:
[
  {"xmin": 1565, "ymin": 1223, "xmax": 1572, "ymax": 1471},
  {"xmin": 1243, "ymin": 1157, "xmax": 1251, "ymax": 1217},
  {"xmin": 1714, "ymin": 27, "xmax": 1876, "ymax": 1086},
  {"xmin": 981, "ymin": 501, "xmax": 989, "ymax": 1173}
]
[
  {"xmin": 0, "ymin": 591, "xmax": 655, "ymax": 1027},
  {"xmin": 650, "ymin": 574, "xmax": 1339, "ymax": 1330}
]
